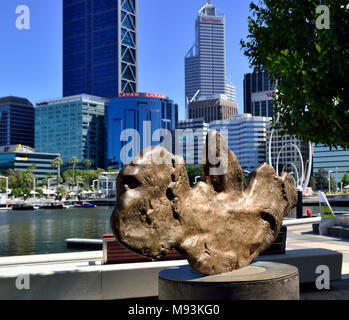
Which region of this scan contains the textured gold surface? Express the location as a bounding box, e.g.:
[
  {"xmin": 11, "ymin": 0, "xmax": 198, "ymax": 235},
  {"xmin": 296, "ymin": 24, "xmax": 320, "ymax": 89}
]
[{"xmin": 111, "ymin": 131, "xmax": 298, "ymax": 275}]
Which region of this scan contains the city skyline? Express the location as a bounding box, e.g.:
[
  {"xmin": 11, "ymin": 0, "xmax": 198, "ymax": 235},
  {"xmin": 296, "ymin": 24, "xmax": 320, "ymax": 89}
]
[{"xmin": 0, "ymin": 0, "xmax": 252, "ymax": 120}]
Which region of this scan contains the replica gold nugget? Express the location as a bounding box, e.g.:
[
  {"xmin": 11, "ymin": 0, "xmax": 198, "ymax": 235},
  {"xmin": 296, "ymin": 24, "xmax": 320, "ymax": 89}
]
[{"xmin": 110, "ymin": 131, "xmax": 297, "ymax": 275}]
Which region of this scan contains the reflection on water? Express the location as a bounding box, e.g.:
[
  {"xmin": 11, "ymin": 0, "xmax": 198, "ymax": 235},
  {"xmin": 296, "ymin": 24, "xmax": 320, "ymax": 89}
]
[{"xmin": 0, "ymin": 207, "xmax": 113, "ymax": 257}]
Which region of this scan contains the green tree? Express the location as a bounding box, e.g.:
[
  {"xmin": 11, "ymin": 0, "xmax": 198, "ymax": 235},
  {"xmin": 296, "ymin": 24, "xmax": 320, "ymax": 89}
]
[
  {"xmin": 83, "ymin": 159, "xmax": 91, "ymax": 170},
  {"xmin": 241, "ymin": 0, "xmax": 349, "ymax": 148},
  {"xmin": 342, "ymin": 173, "xmax": 349, "ymax": 187},
  {"xmin": 42, "ymin": 173, "xmax": 53, "ymax": 189},
  {"xmin": 6, "ymin": 169, "xmax": 18, "ymax": 189},
  {"xmin": 314, "ymin": 168, "xmax": 337, "ymax": 191},
  {"xmin": 309, "ymin": 176, "xmax": 316, "ymax": 190},
  {"xmin": 70, "ymin": 156, "xmax": 78, "ymax": 185},
  {"xmin": 18, "ymin": 169, "xmax": 34, "ymax": 188},
  {"xmin": 56, "ymin": 186, "xmax": 68, "ymax": 198},
  {"xmin": 75, "ymin": 175, "xmax": 84, "ymax": 192},
  {"xmin": 51, "ymin": 157, "xmax": 63, "ymax": 185},
  {"xmin": 11, "ymin": 188, "xmax": 23, "ymax": 198},
  {"xmin": 186, "ymin": 165, "xmax": 202, "ymax": 187},
  {"xmin": 35, "ymin": 188, "xmax": 43, "ymax": 197},
  {"xmin": 314, "ymin": 169, "xmax": 329, "ymax": 190}
]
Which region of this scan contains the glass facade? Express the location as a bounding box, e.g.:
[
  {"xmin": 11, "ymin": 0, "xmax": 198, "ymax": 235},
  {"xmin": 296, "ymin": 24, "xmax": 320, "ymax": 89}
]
[
  {"xmin": 313, "ymin": 145, "xmax": 349, "ymax": 184},
  {"xmin": 35, "ymin": 94, "xmax": 108, "ymax": 168},
  {"xmin": 0, "ymin": 97, "xmax": 34, "ymax": 148},
  {"xmin": 176, "ymin": 118, "xmax": 209, "ymax": 165},
  {"xmin": 185, "ymin": 1, "xmax": 236, "ymax": 111},
  {"xmin": 63, "ymin": 0, "xmax": 137, "ymax": 98},
  {"xmin": 106, "ymin": 93, "xmax": 178, "ymax": 168},
  {"xmin": 244, "ymin": 68, "xmax": 275, "ymax": 117},
  {"xmin": 210, "ymin": 114, "xmax": 270, "ymax": 172}
]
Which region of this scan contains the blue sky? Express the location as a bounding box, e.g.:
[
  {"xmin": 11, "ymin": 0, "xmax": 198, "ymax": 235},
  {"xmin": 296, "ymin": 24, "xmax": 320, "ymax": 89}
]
[{"xmin": 0, "ymin": 0, "xmax": 253, "ymax": 119}]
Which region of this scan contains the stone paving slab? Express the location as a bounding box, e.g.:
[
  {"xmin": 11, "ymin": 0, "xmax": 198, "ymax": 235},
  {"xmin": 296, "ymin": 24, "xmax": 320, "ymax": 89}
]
[{"xmin": 287, "ymin": 224, "xmax": 349, "ymax": 299}]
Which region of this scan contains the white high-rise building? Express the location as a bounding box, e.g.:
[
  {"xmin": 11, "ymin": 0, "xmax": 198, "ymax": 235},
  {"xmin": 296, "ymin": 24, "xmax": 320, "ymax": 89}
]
[
  {"xmin": 225, "ymin": 77, "xmax": 236, "ymax": 102},
  {"xmin": 185, "ymin": 1, "xmax": 234, "ymax": 110},
  {"xmin": 210, "ymin": 114, "xmax": 270, "ymax": 172}
]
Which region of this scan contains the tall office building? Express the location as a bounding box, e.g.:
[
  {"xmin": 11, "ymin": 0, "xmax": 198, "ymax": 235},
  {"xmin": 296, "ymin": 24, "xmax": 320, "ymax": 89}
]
[
  {"xmin": 35, "ymin": 94, "xmax": 108, "ymax": 168},
  {"xmin": 210, "ymin": 114, "xmax": 270, "ymax": 172},
  {"xmin": 0, "ymin": 96, "xmax": 34, "ymax": 148},
  {"xmin": 185, "ymin": 1, "xmax": 234, "ymax": 109},
  {"xmin": 244, "ymin": 67, "xmax": 276, "ymax": 117},
  {"xmin": 106, "ymin": 93, "xmax": 178, "ymax": 168},
  {"xmin": 63, "ymin": 0, "xmax": 137, "ymax": 98}
]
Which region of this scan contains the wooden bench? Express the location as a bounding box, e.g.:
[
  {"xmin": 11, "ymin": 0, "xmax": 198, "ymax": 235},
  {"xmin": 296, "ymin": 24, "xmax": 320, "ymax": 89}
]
[
  {"xmin": 260, "ymin": 225, "xmax": 287, "ymax": 255},
  {"xmin": 103, "ymin": 227, "xmax": 287, "ymax": 264},
  {"xmin": 102, "ymin": 234, "xmax": 184, "ymax": 265}
]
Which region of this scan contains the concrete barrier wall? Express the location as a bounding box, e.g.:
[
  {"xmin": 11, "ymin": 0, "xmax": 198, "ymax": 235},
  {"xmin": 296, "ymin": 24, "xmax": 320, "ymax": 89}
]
[
  {"xmin": 0, "ymin": 247, "xmax": 342, "ymax": 300},
  {"xmin": 0, "ymin": 258, "xmax": 188, "ymax": 300}
]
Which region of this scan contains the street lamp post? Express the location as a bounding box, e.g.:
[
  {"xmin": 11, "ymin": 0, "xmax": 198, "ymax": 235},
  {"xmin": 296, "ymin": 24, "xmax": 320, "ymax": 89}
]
[
  {"xmin": 328, "ymin": 170, "xmax": 333, "ymax": 194},
  {"xmin": 48, "ymin": 178, "xmax": 56, "ymax": 191},
  {"xmin": 92, "ymin": 179, "xmax": 98, "ymax": 190},
  {"xmin": 194, "ymin": 176, "xmax": 201, "ymax": 185}
]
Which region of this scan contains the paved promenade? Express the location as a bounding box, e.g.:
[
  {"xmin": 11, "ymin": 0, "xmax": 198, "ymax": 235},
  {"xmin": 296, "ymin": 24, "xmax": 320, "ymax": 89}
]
[
  {"xmin": 286, "ymin": 223, "xmax": 349, "ymax": 299},
  {"xmin": 1, "ymin": 223, "xmax": 349, "ymax": 299}
]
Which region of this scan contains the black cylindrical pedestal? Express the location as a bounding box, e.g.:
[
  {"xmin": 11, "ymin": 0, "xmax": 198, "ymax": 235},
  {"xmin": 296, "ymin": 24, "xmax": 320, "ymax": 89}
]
[
  {"xmin": 296, "ymin": 191, "xmax": 303, "ymax": 219},
  {"xmin": 159, "ymin": 262, "xmax": 299, "ymax": 300}
]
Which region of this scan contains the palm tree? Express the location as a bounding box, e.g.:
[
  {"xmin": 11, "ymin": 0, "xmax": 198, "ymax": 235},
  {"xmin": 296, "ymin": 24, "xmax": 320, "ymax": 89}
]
[
  {"xmin": 75, "ymin": 175, "xmax": 84, "ymax": 195},
  {"xmin": 51, "ymin": 157, "xmax": 63, "ymax": 186},
  {"xmin": 83, "ymin": 159, "xmax": 91, "ymax": 170},
  {"xmin": 43, "ymin": 173, "xmax": 53, "ymax": 189},
  {"xmin": 65, "ymin": 176, "xmax": 74, "ymax": 190},
  {"xmin": 70, "ymin": 157, "xmax": 78, "ymax": 184}
]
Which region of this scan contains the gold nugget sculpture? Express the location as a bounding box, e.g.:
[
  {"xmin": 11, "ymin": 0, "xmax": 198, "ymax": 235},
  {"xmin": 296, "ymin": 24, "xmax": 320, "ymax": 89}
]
[{"xmin": 110, "ymin": 131, "xmax": 297, "ymax": 275}]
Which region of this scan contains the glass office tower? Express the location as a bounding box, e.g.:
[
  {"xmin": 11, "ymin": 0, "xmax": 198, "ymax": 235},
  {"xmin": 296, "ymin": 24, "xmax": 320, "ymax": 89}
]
[
  {"xmin": 63, "ymin": 0, "xmax": 137, "ymax": 98},
  {"xmin": 243, "ymin": 67, "xmax": 276, "ymax": 117},
  {"xmin": 35, "ymin": 94, "xmax": 108, "ymax": 168},
  {"xmin": 106, "ymin": 93, "xmax": 178, "ymax": 168},
  {"xmin": 0, "ymin": 96, "xmax": 34, "ymax": 148},
  {"xmin": 185, "ymin": 2, "xmax": 237, "ymax": 101}
]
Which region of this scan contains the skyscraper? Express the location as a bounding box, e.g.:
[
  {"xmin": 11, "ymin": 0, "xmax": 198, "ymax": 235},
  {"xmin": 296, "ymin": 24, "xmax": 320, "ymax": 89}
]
[
  {"xmin": 244, "ymin": 67, "xmax": 276, "ymax": 117},
  {"xmin": 185, "ymin": 1, "xmax": 227, "ymax": 101},
  {"xmin": 63, "ymin": 0, "xmax": 137, "ymax": 98},
  {"xmin": 0, "ymin": 96, "xmax": 34, "ymax": 148}
]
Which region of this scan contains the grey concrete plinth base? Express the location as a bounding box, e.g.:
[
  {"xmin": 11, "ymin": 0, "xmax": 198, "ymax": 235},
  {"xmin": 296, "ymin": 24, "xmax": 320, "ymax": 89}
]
[{"xmin": 159, "ymin": 261, "xmax": 299, "ymax": 300}]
